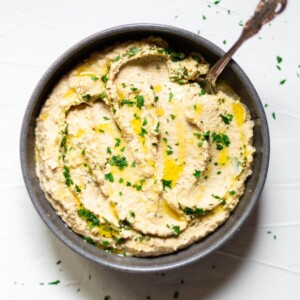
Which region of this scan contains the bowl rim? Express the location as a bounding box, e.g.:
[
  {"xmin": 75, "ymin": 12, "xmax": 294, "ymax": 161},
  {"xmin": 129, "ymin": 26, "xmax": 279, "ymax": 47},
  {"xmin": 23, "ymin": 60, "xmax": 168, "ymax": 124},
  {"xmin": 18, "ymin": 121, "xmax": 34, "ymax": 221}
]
[{"xmin": 20, "ymin": 23, "xmax": 270, "ymax": 273}]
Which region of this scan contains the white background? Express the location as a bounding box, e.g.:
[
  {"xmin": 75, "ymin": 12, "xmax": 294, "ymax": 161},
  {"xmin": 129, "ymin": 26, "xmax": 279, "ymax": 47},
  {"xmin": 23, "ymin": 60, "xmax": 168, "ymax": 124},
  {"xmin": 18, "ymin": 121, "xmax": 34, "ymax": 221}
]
[{"xmin": 1, "ymin": 0, "xmax": 300, "ymax": 299}]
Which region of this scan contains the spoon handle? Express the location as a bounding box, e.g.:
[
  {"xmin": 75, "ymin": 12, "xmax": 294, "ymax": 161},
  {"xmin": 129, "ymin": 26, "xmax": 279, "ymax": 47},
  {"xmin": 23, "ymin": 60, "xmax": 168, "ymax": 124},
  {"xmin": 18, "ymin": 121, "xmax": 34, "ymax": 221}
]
[{"xmin": 206, "ymin": 0, "xmax": 288, "ymax": 85}]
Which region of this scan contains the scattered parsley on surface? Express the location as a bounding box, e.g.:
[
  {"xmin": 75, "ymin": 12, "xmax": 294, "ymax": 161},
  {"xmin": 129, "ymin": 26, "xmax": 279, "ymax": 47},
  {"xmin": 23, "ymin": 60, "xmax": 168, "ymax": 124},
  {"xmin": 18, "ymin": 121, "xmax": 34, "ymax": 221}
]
[
  {"xmin": 220, "ymin": 113, "xmax": 233, "ymax": 124},
  {"xmin": 82, "ymin": 94, "xmax": 92, "ymax": 103},
  {"xmin": 63, "ymin": 166, "xmax": 73, "ymax": 186},
  {"xmin": 127, "ymin": 47, "xmax": 139, "ymax": 57},
  {"xmin": 104, "ymin": 172, "xmax": 114, "ymax": 182},
  {"xmin": 193, "ymin": 170, "xmax": 202, "ymax": 178},
  {"xmin": 78, "ymin": 208, "xmax": 100, "ymax": 227},
  {"xmin": 277, "ymin": 56, "xmax": 283, "ymax": 64},
  {"xmin": 272, "ymin": 112, "xmax": 276, "ymax": 120},
  {"xmin": 109, "ymin": 155, "xmax": 128, "ymax": 170},
  {"xmin": 101, "ymin": 75, "xmax": 108, "ymax": 83},
  {"xmin": 48, "ymin": 280, "xmax": 60, "ymax": 285},
  {"xmin": 280, "ymin": 79, "xmax": 286, "ymax": 85},
  {"xmin": 162, "ymin": 179, "xmax": 172, "ymax": 191},
  {"xmin": 136, "ymin": 95, "xmax": 145, "ymax": 109},
  {"xmin": 90, "ymin": 75, "xmax": 99, "ymax": 81}
]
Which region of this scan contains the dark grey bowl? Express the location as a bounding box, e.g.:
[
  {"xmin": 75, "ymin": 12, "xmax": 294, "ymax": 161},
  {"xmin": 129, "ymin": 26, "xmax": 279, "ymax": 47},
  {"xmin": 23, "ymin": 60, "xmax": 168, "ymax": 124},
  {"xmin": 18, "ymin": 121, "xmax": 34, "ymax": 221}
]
[{"xmin": 20, "ymin": 24, "xmax": 270, "ymax": 273}]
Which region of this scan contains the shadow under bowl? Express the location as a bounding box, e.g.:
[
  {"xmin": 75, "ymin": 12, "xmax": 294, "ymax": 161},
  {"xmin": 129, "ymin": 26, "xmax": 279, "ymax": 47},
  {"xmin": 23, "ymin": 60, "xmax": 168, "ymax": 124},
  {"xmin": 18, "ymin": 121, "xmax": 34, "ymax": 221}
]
[{"xmin": 20, "ymin": 23, "xmax": 270, "ymax": 273}]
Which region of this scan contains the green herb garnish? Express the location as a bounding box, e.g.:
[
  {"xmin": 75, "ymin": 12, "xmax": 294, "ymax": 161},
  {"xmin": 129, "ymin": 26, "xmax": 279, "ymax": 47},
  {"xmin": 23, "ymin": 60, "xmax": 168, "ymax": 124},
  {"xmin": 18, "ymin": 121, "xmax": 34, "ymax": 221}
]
[
  {"xmin": 212, "ymin": 132, "xmax": 230, "ymax": 150},
  {"xmin": 136, "ymin": 95, "xmax": 144, "ymax": 109},
  {"xmin": 101, "ymin": 75, "xmax": 108, "ymax": 83},
  {"xmin": 220, "ymin": 113, "xmax": 233, "ymax": 124},
  {"xmin": 109, "ymin": 155, "xmax": 128, "ymax": 170},
  {"xmin": 63, "ymin": 166, "xmax": 73, "ymax": 186},
  {"xmin": 162, "ymin": 179, "xmax": 172, "ymax": 191},
  {"xmin": 91, "ymin": 75, "xmax": 99, "ymax": 81},
  {"xmin": 104, "ymin": 172, "xmax": 114, "ymax": 182},
  {"xmin": 78, "ymin": 208, "xmax": 100, "ymax": 227},
  {"xmin": 48, "ymin": 280, "xmax": 60, "ymax": 285},
  {"xmin": 193, "ymin": 170, "xmax": 202, "ymax": 178}
]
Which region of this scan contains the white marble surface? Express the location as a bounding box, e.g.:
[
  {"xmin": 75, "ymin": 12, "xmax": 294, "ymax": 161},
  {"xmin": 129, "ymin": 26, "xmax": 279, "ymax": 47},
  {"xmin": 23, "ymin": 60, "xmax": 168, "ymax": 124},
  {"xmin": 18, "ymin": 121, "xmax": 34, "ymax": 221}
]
[{"xmin": 1, "ymin": 0, "xmax": 300, "ymax": 299}]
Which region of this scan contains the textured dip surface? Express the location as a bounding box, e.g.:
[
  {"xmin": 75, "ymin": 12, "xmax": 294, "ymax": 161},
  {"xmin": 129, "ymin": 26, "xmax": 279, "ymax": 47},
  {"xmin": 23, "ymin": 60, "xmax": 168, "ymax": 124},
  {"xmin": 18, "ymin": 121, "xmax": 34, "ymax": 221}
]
[{"xmin": 35, "ymin": 37, "xmax": 255, "ymax": 257}]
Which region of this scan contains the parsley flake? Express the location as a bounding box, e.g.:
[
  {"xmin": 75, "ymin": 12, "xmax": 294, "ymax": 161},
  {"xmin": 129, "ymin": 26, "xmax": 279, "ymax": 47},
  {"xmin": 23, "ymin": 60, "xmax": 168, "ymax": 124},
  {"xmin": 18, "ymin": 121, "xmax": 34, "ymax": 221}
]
[{"xmin": 104, "ymin": 172, "xmax": 114, "ymax": 182}]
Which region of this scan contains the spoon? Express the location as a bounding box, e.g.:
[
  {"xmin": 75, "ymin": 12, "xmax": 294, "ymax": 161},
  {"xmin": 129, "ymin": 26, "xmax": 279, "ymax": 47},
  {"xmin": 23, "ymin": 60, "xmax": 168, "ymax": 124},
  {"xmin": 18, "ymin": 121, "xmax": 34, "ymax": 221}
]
[{"xmin": 199, "ymin": 0, "xmax": 288, "ymax": 94}]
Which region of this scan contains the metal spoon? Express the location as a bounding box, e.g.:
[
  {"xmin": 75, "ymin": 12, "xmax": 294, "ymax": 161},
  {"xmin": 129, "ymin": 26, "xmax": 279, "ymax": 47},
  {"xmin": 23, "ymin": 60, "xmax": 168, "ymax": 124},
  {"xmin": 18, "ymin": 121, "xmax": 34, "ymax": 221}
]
[{"xmin": 199, "ymin": 0, "xmax": 288, "ymax": 94}]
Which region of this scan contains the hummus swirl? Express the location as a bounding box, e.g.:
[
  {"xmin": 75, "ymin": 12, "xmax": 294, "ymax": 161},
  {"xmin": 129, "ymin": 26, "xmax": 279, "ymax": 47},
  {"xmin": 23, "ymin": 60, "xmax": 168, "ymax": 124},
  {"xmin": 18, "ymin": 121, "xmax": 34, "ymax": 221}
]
[{"xmin": 35, "ymin": 37, "xmax": 255, "ymax": 256}]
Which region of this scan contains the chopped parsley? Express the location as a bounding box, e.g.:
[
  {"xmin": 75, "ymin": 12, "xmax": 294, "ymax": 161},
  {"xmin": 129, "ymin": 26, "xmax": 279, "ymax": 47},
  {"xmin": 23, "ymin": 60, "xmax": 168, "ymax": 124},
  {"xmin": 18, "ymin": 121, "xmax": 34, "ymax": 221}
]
[
  {"xmin": 82, "ymin": 236, "xmax": 96, "ymax": 245},
  {"xmin": 272, "ymin": 112, "xmax": 276, "ymax": 120},
  {"xmin": 90, "ymin": 75, "xmax": 99, "ymax": 81},
  {"xmin": 220, "ymin": 113, "xmax": 233, "ymax": 124},
  {"xmin": 142, "ymin": 118, "xmax": 148, "ymax": 126},
  {"xmin": 155, "ymin": 122, "xmax": 160, "ymax": 133},
  {"xmin": 229, "ymin": 190, "xmax": 236, "ymax": 195},
  {"xmin": 139, "ymin": 127, "xmax": 148, "ymax": 137},
  {"xmin": 104, "ymin": 172, "xmax": 114, "ymax": 182},
  {"xmin": 99, "ymin": 92, "xmax": 106, "ymax": 100},
  {"xmin": 127, "ymin": 47, "xmax": 139, "ymax": 57},
  {"xmin": 280, "ymin": 79, "xmax": 286, "ymax": 85},
  {"xmin": 109, "ymin": 155, "xmax": 128, "ymax": 170},
  {"xmin": 136, "ymin": 95, "xmax": 144, "ymax": 109},
  {"xmin": 121, "ymin": 99, "xmax": 134, "ymax": 106},
  {"xmin": 212, "ymin": 132, "xmax": 230, "ymax": 150},
  {"xmin": 169, "ymin": 92, "xmax": 174, "ymax": 101},
  {"xmin": 193, "ymin": 170, "xmax": 202, "ymax": 178},
  {"xmin": 101, "ymin": 75, "xmax": 108, "ymax": 83},
  {"xmin": 78, "ymin": 208, "xmax": 100, "ymax": 227},
  {"xmin": 203, "ymin": 131, "xmax": 210, "ymax": 141},
  {"xmin": 75, "ymin": 185, "xmax": 81, "ymax": 193},
  {"xmin": 172, "ymin": 226, "xmax": 180, "ymax": 235},
  {"xmin": 212, "ymin": 194, "xmax": 226, "ymax": 205},
  {"xmin": 63, "ymin": 166, "xmax": 73, "ymax": 186},
  {"xmin": 183, "ymin": 207, "xmax": 205, "ymax": 215},
  {"xmin": 199, "ymin": 89, "xmax": 206, "ymax": 96},
  {"xmin": 129, "ymin": 211, "xmax": 135, "ymax": 218},
  {"xmin": 82, "ymin": 94, "xmax": 91, "ymax": 102},
  {"xmin": 166, "ymin": 149, "xmax": 173, "ymax": 155},
  {"xmin": 114, "ymin": 55, "xmax": 121, "ymax": 62},
  {"xmin": 277, "ymin": 56, "xmax": 283, "ymax": 64},
  {"xmin": 167, "ymin": 224, "xmax": 180, "ymax": 235},
  {"xmin": 162, "ymin": 179, "xmax": 172, "ymax": 191},
  {"xmin": 48, "ymin": 280, "xmax": 60, "ymax": 285},
  {"xmin": 115, "ymin": 138, "xmax": 121, "ymax": 147},
  {"xmin": 131, "ymin": 86, "xmax": 138, "ymax": 92},
  {"xmin": 134, "ymin": 113, "xmax": 140, "ymax": 120},
  {"xmin": 107, "ymin": 147, "xmax": 112, "ymax": 154}
]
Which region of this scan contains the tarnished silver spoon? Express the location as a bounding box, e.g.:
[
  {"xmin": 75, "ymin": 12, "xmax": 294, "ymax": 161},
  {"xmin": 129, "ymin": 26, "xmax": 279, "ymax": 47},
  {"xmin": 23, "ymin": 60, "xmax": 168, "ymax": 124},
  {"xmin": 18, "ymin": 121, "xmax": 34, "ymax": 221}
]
[{"xmin": 199, "ymin": 0, "xmax": 288, "ymax": 94}]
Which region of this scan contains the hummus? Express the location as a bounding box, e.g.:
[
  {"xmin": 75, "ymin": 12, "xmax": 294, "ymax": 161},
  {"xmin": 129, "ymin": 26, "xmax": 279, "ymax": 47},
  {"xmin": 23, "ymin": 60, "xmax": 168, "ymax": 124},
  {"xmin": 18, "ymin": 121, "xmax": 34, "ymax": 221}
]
[{"xmin": 35, "ymin": 37, "xmax": 255, "ymax": 256}]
